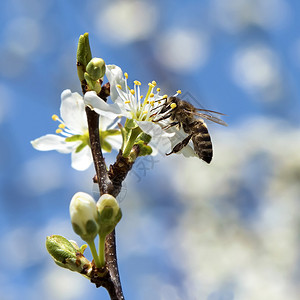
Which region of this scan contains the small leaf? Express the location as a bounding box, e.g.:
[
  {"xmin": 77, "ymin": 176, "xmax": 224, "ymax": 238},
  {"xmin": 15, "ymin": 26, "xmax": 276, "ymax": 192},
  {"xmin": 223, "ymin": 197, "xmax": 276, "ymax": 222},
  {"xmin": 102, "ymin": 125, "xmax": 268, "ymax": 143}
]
[{"xmin": 75, "ymin": 142, "xmax": 87, "ymax": 153}]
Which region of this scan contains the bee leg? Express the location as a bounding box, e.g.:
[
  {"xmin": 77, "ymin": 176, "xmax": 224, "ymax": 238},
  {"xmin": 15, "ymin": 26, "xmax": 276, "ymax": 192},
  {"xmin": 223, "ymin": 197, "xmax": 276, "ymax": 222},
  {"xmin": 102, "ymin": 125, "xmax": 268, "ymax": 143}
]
[
  {"xmin": 162, "ymin": 121, "xmax": 179, "ymax": 130},
  {"xmin": 152, "ymin": 113, "xmax": 172, "ymax": 122},
  {"xmin": 166, "ymin": 134, "xmax": 193, "ymax": 156}
]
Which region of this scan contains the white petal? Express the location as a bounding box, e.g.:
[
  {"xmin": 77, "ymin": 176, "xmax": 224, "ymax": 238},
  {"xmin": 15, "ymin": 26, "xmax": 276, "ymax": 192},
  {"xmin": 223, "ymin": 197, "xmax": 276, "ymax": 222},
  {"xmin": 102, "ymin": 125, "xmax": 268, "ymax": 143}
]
[
  {"xmin": 71, "ymin": 145, "xmax": 93, "ymax": 171},
  {"xmin": 60, "ymin": 89, "xmax": 87, "ymax": 133},
  {"xmin": 105, "ymin": 64, "xmax": 126, "ymax": 102},
  {"xmin": 99, "ymin": 116, "xmax": 119, "ymax": 130},
  {"xmin": 84, "ymin": 91, "xmax": 129, "ymax": 119},
  {"xmin": 105, "ymin": 135, "xmax": 122, "ymax": 151},
  {"xmin": 31, "ymin": 134, "xmax": 74, "ymax": 153}
]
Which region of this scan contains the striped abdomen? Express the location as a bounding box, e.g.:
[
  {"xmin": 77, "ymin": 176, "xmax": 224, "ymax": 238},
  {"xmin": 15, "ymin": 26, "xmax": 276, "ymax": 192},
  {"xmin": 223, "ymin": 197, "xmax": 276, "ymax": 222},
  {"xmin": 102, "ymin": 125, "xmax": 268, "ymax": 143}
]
[{"xmin": 191, "ymin": 121, "xmax": 213, "ymax": 163}]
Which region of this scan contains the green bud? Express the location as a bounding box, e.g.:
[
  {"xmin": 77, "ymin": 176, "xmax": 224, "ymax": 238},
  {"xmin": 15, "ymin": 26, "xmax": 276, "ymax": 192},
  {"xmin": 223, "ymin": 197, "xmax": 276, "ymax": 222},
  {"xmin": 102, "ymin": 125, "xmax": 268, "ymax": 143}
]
[
  {"xmin": 84, "ymin": 72, "xmax": 101, "ymax": 94},
  {"xmin": 46, "ymin": 235, "xmax": 92, "ymax": 275},
  {"xmin": 135, "ymin": 141, "xmax": 153, "ymax": 156},
  {"xmin": 77, "ymin": 33, "xmax": 92, "ymax": 82},
  {"xmin": 86, "ymin": 58, "xmax": 105, "ymax": 80},
  {"xmin": 70, "ymin": 192, "xmax": 100, "ymax": 242},
  {"xmin": 96, "ymin": 194, "xmax": 122, "ymax": 237},
  {"xmin": 136, "ymin": 132, "xmax": 152, "ymax": 144}
]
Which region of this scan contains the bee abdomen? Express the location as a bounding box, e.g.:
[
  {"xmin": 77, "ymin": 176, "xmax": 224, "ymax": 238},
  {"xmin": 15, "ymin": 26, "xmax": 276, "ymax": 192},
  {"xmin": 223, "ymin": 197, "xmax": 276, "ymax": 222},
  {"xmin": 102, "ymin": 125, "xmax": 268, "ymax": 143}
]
[{"xmin": 192, "ymin": 123, "xmax": 213, "ymax": 164}]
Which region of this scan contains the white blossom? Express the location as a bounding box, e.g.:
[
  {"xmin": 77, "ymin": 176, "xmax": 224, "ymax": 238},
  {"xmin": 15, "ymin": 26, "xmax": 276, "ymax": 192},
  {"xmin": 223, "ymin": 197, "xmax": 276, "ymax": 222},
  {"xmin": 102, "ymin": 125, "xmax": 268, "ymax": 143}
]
[{"xmin": 31, "ymin": 89, "xmax": 121, "ymax": 170}]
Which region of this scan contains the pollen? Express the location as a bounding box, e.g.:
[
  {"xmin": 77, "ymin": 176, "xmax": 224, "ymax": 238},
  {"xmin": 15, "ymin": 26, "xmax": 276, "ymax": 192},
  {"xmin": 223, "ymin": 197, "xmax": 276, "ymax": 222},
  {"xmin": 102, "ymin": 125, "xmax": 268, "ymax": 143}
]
[
  {"xmin": 170, "ymin": 103, "xmax": 177, "ymax": 109},
  {"xmin": 130, "ymin": 89, "xmax": 135, "ymax": 95},
  {"xmin": 56, "ymin": 129, "xmax": 63, "ymax": 134},
  {"xmin": 149, "ymin": 93, "xmax": 154, "ymax": 98},
  {"xmin": 58, "ymin": 124, "xmax": 66, "ymax": 129},
  {"xmin": 52, "ymin": 114, "xmax": 59, "ymax": 121},
  {"xmin": 152, "ymin": 81, "xmax": 157, "ymax": 86},
  {"xmin": 177, "ymin": 90, "xmax": 182, "ymax": 94},
  {"xmin": 124, "ymin": 72, "xmax": 128, "ymax": 79},
  {"xmin": 134, "ymin": 80, "xmax": 141, "ymax": 86},
  {"xmin": 116, "ymin": 84, "xmax": 122, "ymax": 89}
]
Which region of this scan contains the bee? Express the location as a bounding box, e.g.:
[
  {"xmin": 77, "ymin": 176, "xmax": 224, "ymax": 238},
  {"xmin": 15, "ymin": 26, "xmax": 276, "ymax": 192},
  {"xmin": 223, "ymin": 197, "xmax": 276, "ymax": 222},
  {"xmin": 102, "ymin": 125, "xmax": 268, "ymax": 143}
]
[{"xmin": 154, "ymin": 96, "xmax": 227, "ymax": 164}]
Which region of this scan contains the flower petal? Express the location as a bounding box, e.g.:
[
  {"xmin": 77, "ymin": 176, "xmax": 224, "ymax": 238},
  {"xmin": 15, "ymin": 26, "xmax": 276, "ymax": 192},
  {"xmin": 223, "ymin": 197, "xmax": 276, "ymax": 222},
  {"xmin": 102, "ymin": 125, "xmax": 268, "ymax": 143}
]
[
  {"xmin": 84, "ymin": 91, "xmax": 129, "ymax": 119},
  {"xmin": 71, "ymin": 146, "xmax": 93, "ymax": 171},
  {"xmin": 31, "ymin": 134, "xmax": 74, "ymax": 153},
  {"xmin": 60, "ymin": 89, "xmax": 88, "ymax": 133},
  {"xmin": 105, "ymin": 64, "xmax": 126, "ymax": 102}
]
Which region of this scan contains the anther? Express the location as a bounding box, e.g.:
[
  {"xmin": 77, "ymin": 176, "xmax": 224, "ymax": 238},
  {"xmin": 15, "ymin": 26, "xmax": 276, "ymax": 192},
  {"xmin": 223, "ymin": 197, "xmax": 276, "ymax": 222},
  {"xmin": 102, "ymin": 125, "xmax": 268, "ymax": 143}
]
[
  {"xmin": 125, "ymin": 100, "xmax": 130, "ymax": 104},
  {"xmin": 130, "ymin": 89, "xmax": 135, "ymax": 95},
  {"xmin": 170, "ymin": 103, "xmax": 177, "ymax": 109},
  {"xmin": 117, "ymin": 84, "xmax": 122, "ymax": 89},
  {"xmin": 134, "ymin": 80, "xmax": 141, "ymax": 86},
  {"xmin": 152, "ymin": 81, "xmax": 157, "ymax": 86},
  {"xmin": 177, "ymin": 90, "xmax": 182, "ymax": 94},
  {"xmin": 58, "ymin": 124, "xmax": 66, "ymax": 129},
  {"xmin": 124, "ymin": 72, "xmax": 128, "ymax": 79},
  {"xmin": 150, "ymin": 93, "xmax": 154, "ymax": 98},
  {"xmin": 157, "ymin": 88, "xmax": 161, "ymax": 92},
  {"xmin": 52, "ymin": 114, "xmax": 59, "ymax": 121},
  {"xmin": 56, "ymin": 129, "xmax": 63, "ymax": 134}
]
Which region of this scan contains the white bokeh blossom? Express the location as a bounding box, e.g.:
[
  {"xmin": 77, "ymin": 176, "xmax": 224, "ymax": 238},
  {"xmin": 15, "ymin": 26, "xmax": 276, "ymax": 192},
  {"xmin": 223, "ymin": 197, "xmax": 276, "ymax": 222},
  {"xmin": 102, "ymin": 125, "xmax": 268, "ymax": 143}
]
[{"xmin": 31, "ymin": 89, "xmax": 121, "ymax": 171}]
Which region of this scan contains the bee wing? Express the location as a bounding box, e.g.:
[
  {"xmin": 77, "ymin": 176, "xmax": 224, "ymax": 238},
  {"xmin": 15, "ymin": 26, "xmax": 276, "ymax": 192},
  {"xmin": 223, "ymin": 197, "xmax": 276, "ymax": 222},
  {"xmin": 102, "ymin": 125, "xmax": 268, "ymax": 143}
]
[
  {"xmin": 195, "ymin": 108, "xmax": 226, "ymax": 116},
  {"xmin": 184, "ymin": 109, "xmax": 228, "ymax": 126}
]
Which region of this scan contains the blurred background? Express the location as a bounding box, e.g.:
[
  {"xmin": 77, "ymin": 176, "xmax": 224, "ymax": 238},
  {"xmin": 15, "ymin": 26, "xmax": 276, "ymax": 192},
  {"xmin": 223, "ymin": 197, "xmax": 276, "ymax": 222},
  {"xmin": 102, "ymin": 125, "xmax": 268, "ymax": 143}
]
[{"xmin": 1, "ymin": 0, "xmax": 300, "ymax": 299}]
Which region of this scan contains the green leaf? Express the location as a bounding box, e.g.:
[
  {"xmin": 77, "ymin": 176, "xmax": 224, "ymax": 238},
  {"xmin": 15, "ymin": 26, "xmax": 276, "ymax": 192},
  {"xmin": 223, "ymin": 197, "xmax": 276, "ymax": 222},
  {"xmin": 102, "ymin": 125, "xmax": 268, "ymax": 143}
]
[{"xmin": 135, "ymin": 141, "xmax": 153, "ymax": 156}]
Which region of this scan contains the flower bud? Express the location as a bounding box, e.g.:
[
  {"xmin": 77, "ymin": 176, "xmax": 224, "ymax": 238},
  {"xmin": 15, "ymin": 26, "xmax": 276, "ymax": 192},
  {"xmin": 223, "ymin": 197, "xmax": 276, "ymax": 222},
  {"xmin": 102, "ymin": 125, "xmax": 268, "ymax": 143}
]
[
  {"xmin": 46, "ymin": 235, "xmax": 92, "ymax": 275},
  {"xmin": 70, "ymin": 192, "xmax": 100, "ymax": 242},
  {"xmin": 96, "ymin": 194, "xmax": 122, "ymax": 237},
  {"xmin": 86, "ymin": 58, "xmax": 106, "ymax": 80}
]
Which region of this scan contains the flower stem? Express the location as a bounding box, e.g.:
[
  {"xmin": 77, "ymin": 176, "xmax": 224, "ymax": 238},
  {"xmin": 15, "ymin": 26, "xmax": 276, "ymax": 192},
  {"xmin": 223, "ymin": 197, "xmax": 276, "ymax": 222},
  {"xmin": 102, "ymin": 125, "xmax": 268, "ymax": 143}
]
[
  {"xmin": 122, "ymin": 127, "xmax": 142, "ymax": 157},
  {"xmin": 88, "ymin": 239, "xmax": 102, "ymax": 268},
  {"xmin": 98, "ymin": 235, "xmax": 106, "ymax": 267}
]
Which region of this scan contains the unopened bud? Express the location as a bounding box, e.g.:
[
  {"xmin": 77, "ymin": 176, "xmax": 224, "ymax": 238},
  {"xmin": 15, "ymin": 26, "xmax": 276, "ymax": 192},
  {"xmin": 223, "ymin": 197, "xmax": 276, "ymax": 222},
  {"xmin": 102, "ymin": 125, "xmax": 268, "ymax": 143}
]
[
  {"xmin": 70, "ymin": 192, "xmax": 100, "ymax": 242},
  {"xmin": 96, "ymin": 194, "xmax": 122, "ymax": 237},
  {"xmin": 86, "ymin": 58, "xmax": 106, "ymax": 80},
  {"xmin": 46, "ymin": 235, "xmax": 92, "ymax": 274}
]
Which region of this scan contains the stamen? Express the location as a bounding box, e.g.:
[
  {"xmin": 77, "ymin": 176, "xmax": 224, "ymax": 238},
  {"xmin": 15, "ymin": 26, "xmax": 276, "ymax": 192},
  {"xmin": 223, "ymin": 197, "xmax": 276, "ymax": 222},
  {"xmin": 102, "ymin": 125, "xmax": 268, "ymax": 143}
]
[
  {"xmin": 52, "ymin": 114, "xmax": 59, "ymax": 121},
  {"xmin": 156, "ymin": 88, "xmax": 161, "ymax": 92},
  {"xmin": 170, "ymin": 103, "xmax": 177, "ymax": 109},
  {"xmin": 162, "ymin": 94, "xmax": 168, "ymax": 99},
  {"xmin": 152, "ymin": 81, "xmax": 157, "ymax": 86},
  {"xmin": 117, "ymin": 84, "xmax": 122, "ymax": 89},
  {"xmin": 125, "ymin": 100, "xmax": 130, "ymax": 104},
  {"xmin": 140, "ymin": 95, "xmax": 144, "ymax": 99},
  {"xmin": 56, "ymin": 129, "xmax": 62, "ymax": 134},
  {"xmin": 149, "ymin": 93, "xmax": 154, "ymax": 98},
  {"xmin": 177, "ymin": 90, "xmax": 182, "ymax": 94},
  {"xmin": 124, "ymin": 72, "xmax": 128, "ymax": 79},
  {"xmin": 143, "ymin": 111, "xmax": 148, "ymax": 114},
  {"xmin": 58, "ymin": 124, "xmax": 66, "ymax": 129},
  {"xmin": 150, "ymin": 101, "xmax": 155, "ymax": 106},
  {"xmin": 134, "ymin": 80, "xmax": 141, "ymax": 86},
  {"xmin": 130, "ymin": 89, "xmax": 135, "ymax": 95}
]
